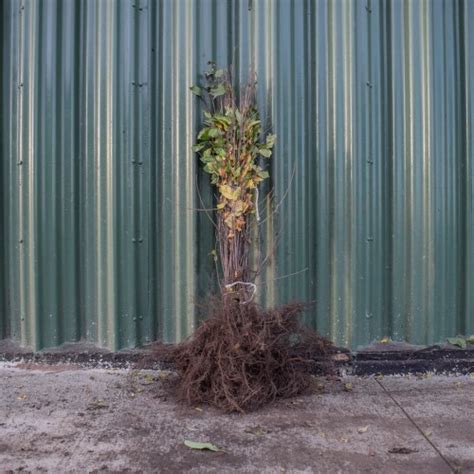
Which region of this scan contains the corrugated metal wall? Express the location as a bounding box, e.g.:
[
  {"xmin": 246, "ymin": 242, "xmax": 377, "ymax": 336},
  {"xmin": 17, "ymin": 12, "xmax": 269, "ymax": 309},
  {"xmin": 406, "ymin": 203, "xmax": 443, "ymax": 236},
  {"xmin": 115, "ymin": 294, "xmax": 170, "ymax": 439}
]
[{"xmin": 1, "ymin": 0, "xmax": 473, "ymax": 351}]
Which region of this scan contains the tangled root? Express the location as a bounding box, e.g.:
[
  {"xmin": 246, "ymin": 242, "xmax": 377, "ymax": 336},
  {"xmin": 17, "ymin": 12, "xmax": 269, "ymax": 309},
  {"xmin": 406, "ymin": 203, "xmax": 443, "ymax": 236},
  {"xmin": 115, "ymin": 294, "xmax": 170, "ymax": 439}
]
[{"xmin": 154, "ymin": 297, "xmax": 335, "ymax": 412}]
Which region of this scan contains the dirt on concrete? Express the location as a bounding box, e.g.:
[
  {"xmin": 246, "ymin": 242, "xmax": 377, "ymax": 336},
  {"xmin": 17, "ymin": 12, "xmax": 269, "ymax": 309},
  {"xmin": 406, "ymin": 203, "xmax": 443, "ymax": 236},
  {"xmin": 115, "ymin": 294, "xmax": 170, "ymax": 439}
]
[{"xmin": 0, "ymin": 363, "xmax": 472, "ymax": 473}]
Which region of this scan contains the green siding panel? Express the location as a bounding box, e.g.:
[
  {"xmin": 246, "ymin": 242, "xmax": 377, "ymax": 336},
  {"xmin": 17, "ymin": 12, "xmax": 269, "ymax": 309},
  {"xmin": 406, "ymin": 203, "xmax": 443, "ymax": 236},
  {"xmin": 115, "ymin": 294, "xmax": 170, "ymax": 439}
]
[{"xmin": 1, "ymin": 0, "xmax": 473, "ymax": 350}]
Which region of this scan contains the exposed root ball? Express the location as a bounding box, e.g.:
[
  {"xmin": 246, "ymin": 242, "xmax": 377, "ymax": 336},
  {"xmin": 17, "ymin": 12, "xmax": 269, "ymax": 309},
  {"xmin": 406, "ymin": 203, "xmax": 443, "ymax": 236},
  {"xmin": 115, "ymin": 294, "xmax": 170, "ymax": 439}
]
[{"xmin": 156, "ymin": 297, "xmax": 335, "ymax": 412}]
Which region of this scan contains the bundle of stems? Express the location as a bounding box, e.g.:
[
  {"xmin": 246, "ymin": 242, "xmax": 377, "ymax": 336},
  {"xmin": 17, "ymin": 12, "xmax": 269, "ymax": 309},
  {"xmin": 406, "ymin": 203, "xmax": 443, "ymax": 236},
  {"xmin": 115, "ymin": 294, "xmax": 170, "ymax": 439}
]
[{"xmin": 191, "ymin": 62, "xmax": 275, "ymax": 298}]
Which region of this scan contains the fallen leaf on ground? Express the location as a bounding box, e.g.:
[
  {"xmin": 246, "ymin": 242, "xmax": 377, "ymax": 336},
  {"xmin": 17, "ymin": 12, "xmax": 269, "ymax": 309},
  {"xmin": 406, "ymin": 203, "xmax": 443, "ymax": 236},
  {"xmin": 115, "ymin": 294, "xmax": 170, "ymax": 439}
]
[
  {"xmin": 447, "ymin": 337, "xmax": 467, "ymax": 349},
  {"xmin": 287, "ymin": 399, "xmax": 305, "ymax": 407},
  {"xmin": 17, "ymin": 394, "xmax": 27, "ymax": 401},
  {"xmin": 333, "ymin": 353, "xmax": 350, "ymax": 362},
  {"xmin": 244, "ymin": 425, "xmax": 270, "ymax": 436},
  {"xmin": 358, "ymin": 425, "xmax": 369, "ymax": 434},
  {"xmin": 343, "ymin": 383, "xmax": 353, "ymax": 392},
  {"xmin": 388, "ymin": 447, "xmax": 418, "ymax": 454},
  {"xmin": 184, "ymin": 440, "xmax": 221, "ymax": 452},
  {"xmin": 86, "ymin": 400, "xmax": 109, "ymax": 410},
  {"xmin": 194, "ymin": 407, "xmax": 203, "ymax": 412}
]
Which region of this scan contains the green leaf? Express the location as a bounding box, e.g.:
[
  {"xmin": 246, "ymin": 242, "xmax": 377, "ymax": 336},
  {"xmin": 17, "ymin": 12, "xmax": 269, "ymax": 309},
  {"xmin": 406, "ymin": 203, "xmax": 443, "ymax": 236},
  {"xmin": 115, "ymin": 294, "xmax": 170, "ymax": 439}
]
[
  {"xmin": 192, "ymin": 143, "xmax": 205, "ymax": 152},
  {"xmin": 467, "ymin": 335, "xmax": 474, "ymax": 344},
  {"xmin": 184, "ymin": 440, "xmax": 220, "ymax": 452},
  {"xmin": 203, "ymin": 163, "xmax": 214, "ymax": 174},
  {"xmin": 189, "ymin": 85, "xmax": 202, "ymax": 97},
  {"xmin": 447, "ymin": 337, "xmax": 467, "ymax": 349},
  {"xmin": 197, "ymin": 128, "xmax": 210, "ymax": 140},
  {"xmin": 259, "ymin": 148, "xmax": 272, "ymax": 158},
  {"xmin": 208, "ymin": 128, "xmax": 223, "ymax": 138},
  {"xmin": 214, "ymin": 69, "xmax": 224, "ymax": 78},
  {"xmin": 200, "ymin": 154, "xmax": 214, "ymax": 163},
  {"xmin": 258, "ymin": 169, "xmax": 270, "ymax": 180},
  {"xmin": 210, "ymin": 83, "xmax": 226, "ymax": 97},
  {"xmin": 266, "ymin": 133, "xmax": 276, "ymax": 148}
]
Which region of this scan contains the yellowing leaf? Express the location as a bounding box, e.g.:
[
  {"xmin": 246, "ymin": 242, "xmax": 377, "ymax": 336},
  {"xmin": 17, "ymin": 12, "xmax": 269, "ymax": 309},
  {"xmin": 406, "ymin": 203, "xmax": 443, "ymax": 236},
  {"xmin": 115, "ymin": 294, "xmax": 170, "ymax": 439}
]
[
  {"xmin": 247, "ymin": 119, "xmax": 260, "ymax": 128},
  {"xmin": 219, "ymin": 185, "xmax": 240, "ymax": 201},
  {"xmin": 224, "ymin": 215, "xmax": 234, "ymax": 228},
  {"xmin": 380, "ymin": 336, "xmax": 390, "ymax": 344},
  {"xmin": 358, "ymin": 426, "xmax": 369, "ymax": 434},
  {"xmin": 233, "ymin": 200, "xmax": 246, "ymax": 216}
]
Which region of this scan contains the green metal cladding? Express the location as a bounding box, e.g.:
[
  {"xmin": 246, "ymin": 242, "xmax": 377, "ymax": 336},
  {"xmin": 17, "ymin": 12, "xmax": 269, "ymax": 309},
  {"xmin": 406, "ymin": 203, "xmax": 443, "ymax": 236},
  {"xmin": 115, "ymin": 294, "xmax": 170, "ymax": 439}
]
[{"xmin": 1, "ymin": 0, "xmax": 473, "ymax": 351}]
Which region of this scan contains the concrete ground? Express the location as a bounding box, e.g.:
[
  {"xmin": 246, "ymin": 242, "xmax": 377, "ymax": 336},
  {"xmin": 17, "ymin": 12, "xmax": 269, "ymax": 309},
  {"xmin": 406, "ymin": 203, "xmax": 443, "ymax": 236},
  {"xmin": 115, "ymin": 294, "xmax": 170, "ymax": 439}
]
[{"xmin": 0, "ymin": 364, "xmax": 472, "ymax": 473}]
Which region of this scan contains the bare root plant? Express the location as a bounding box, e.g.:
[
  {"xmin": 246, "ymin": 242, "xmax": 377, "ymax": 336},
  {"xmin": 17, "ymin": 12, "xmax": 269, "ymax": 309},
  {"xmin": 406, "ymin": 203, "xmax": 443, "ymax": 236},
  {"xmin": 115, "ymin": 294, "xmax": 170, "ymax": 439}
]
[
  {"xmin": 159, "ymin": 298, "xmax": 334, "ymax": 413},
  {"xmin": 154, "ymin": 62, "xmax": 335, "ymax": 412}
]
